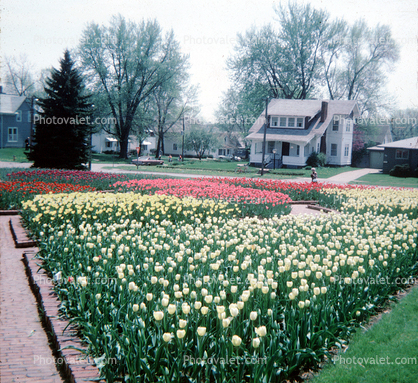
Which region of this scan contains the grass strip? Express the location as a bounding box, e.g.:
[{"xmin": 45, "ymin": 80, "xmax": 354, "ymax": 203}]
[
  {"xmin": 310, "ymin": 285, "xmax": 418, "ymax": 383},
  {"xmin": 350, "ymin": 174, "xmax": 418, "ymax": 188}
]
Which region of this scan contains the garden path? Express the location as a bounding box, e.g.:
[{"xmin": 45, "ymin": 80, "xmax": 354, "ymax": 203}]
[{"xmin": 0, "ymin": 215, "xmax": 65, "ymax": 382}]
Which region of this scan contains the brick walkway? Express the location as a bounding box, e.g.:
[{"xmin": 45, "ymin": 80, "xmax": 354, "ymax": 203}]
[{"xmin": 0, "ymin": 215, "xmax": 65, "ymax": 382}]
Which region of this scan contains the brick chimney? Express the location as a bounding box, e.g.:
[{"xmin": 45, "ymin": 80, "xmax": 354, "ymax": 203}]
[{"xmin": 320, "ymin": 101, "xmax": 328, "ymax": 122}]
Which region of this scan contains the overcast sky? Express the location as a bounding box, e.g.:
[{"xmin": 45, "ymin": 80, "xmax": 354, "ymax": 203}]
[{"xmin": 1, "ymin": 0, "xmax": 417, "ymax": 119}]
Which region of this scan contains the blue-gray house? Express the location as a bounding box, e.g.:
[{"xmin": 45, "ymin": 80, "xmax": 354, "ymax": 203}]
[{"xmin": 0, "ymin": 87, "xmax": 32, "ymax": 149}]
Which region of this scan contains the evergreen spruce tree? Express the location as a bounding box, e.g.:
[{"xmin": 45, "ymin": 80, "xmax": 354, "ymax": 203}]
[{"xmin": 28, "ymin": 50, "xmax": 93, "ymax": 169}]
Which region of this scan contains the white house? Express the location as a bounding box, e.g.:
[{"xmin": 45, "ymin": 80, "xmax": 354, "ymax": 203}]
[
  {"xmin": 92, "ymin": 129, "xmax": 156, "ymax": 155},
  {"xmin": 163, "ymin": 124, "xmax": 247, "ymax": 159},
  {"xmin": 246, "ymin": 99, "xmax": 360, "ymax": 168}
]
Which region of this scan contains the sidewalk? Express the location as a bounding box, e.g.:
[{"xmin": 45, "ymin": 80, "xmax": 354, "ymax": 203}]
[
  {"xmin": 0, "ymin": 161, "xmax": 381, "ymax": 185},
  {"xmin": 0, "ymin": 161, "xmax": 32, "ymax": 169},
  {"xmin": 324, "ymin": 168, "xmax": 381, "ymax": 183},
  {"xmin": 0, "ymin": 215, "xmax": 65, "ymax": 383},
  {"xmin": 90, "ymin": 163, "xmax": 382, "ymax": 185}
]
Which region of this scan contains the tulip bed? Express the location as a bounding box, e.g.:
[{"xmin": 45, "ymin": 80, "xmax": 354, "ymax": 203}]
[
  {"xmin": 113, "ymin": 179, "xmax": 292, "ymax": 219},
  {"xmin": 216, "ymin": 177, "xmax": 365, "ymax": 201},
  {"xmin": 0, "ymin": 180, "xmax": 95, "ymax": 210},
  {"xmin": 19, "ymin": 180, "xmax": 418, "ymax": 382},
  {"xmin": 6, "ymin": 169, "xmax": 128, "ymax": 186},
  {"xmin": 0, "ymin": 169, "xmax": 128, "ymax": 209}
]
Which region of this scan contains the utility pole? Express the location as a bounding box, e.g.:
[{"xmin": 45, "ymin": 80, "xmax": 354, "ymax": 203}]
[
  {"xmin": 88, "ymin": 104, "xmax": 94, "ymax": 171},
  {"xmin": 260, "ymin": 97, "xmax": 269, "ymax": 176},
  {"xmin": 181, "ymin": 116, "xmax": 185, "ymax": 161}
]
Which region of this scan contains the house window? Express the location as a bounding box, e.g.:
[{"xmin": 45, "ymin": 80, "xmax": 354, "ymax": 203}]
[
  {"xmin": 304, "ymin": 145, "xmax": 309, "ymax": 156},
  {"xmin": 331, "ymin": 143, "xmax": 337, "ymax": 156},
  {"xmin": 255, "ymin": 143, "xmax": 262, "ymax": 154},
  {"xmin": 218, "ymin": 149, "xmax": 225, "ymax": 156},
  {"xmin": 268, "ymin": 141, "xmax": 275, "ymax": 153},
  {"xmin": 8, "ymin": 127, "xmax": 18, "ymax": 142},
  {"xmin": 173, "ymin": 143, "xmax": 178, "ymax": 151},
  {"xmin": 273, "ymin": 116, "xmax": 304, "ymax": 128},
  {"xmin": 296, "ymin": 145, "xmax": 300, "ymax": 156},
  {"xmin": 317, "ymin": 143, "xmax": 320, "ymax": 152},
  {"xmin": 344, "ymin": 144, "xmax": 349, "ymax": 157},
  {"xmin": 346, "ymin": 119, "xmax": 351, "ymax": 132},
  {"xmin": 395, "ymin": 149, "xmax": 409, "ymax": 159},
  {"xmin": 105, "ymin": 141, "xmax": 112, "ymax": 148},
  {"xmin": 16, "ymin": 111, "xmax": 22, "ymax": 122},
  {"xmin": 332, "ymin": 119, "xmax": 339, "ymax": 131}
]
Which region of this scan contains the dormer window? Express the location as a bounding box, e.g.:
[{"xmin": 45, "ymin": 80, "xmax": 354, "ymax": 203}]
[
  {"xmin": 280, "ymin": 117, "xmax": 287, "ymax": 127},
  {"xmin": 270, "ymin": 116, "xmax": 305, "ymax": 129}
]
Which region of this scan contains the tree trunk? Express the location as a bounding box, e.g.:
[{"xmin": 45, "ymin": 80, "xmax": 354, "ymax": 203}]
[
  {"xmin": 119, "ymin": 138, "xmax": 129, "ymax": 159},
  {"xmin": 155, "ymin": 135, "xmax": 162, "ymax": 158}
]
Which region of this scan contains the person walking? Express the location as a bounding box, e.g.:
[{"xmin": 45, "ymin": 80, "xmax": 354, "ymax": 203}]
[{"xmin": 311, "ymin": 167, "xmax": 318, "ymax": 183}]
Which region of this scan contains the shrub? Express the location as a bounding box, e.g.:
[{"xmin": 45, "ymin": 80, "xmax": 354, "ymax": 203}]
[
  {"xmin": 317, "ymin": 152, "xmax": 327, "ymax": 167},
  {"xmin": 306, "ymin": 152, "xmax": 326, "ymax": 167},
  {"xmin": 389, "ymin": 164, "xmax": 411, "ymax": 177},
  {"xmin": 351, "ymin": 147, "xmax": 368, "ymax": 167},
  {"xmin": 306, "ymin": 152, "xmax": 318, "ymax": 167}
]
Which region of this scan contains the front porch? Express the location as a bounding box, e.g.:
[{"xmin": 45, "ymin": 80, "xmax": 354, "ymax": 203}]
[{"xmin": 249, "ymin": 140, "xmax": 310, "ymax": 168}]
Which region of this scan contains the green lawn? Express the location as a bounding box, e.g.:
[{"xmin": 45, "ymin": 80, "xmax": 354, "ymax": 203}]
[
  {"xmin": 0, "ymin": 150, "xmax": 371, "ymax": 181},
  {"xmin": 100, "ymin": 154, "xmax": 359, "ymax": 179},
  {"xmin": 351, "ymin": 173, "xmax": 418, "ymax": 188},
  {"xmin": 104, "ymin": 164, "xmax": 359, "ymax": 179},
  {"xmin": 310, "ymin": 286, "xmax": 418, "ymax": 383},
  {"xmin": 0, "ymin": 148, "xmax": 29, "ymax": 162}
]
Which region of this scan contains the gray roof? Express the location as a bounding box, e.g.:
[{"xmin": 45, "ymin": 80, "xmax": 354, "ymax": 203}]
[
  {"xmin": 0, "ymin": 94, "xmax": 27, "ymax": 114},
  {"xmin": 367, "ymin": 145, "xmax": 385, "ymax": 151},
  {"xmin": 380, "ymin": 136, "xmax": 418, "ymax": 149},
  {"xmin": 247, "ymin": 99, "xmax": 359, "ymax": 144},
  {"xmin": 266, "ymin": 99, "xmax": 322, "ymax": 116}
]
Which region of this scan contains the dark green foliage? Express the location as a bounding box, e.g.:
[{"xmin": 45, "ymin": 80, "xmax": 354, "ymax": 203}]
[
  {"xmin": 27, "ymin": 50, "xmax": 93, "ymax": 169},
  {"xmin": 317, "ymin": 153, "xmax": 327, "ymax": 167},
  {"xmin": 306, "ymin": 152, "xmax": 326, "ymax": 167},
  {"xmin": 306, "ymin": 152, "xmax": 319, "ymax": 167},
  {"xmin": 351, "ymin": 147, "xmax": 369, "ymax": 167},
  {"xmin": 389, "ymin": 164, "xmax": 413, "ymax": 177}
]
